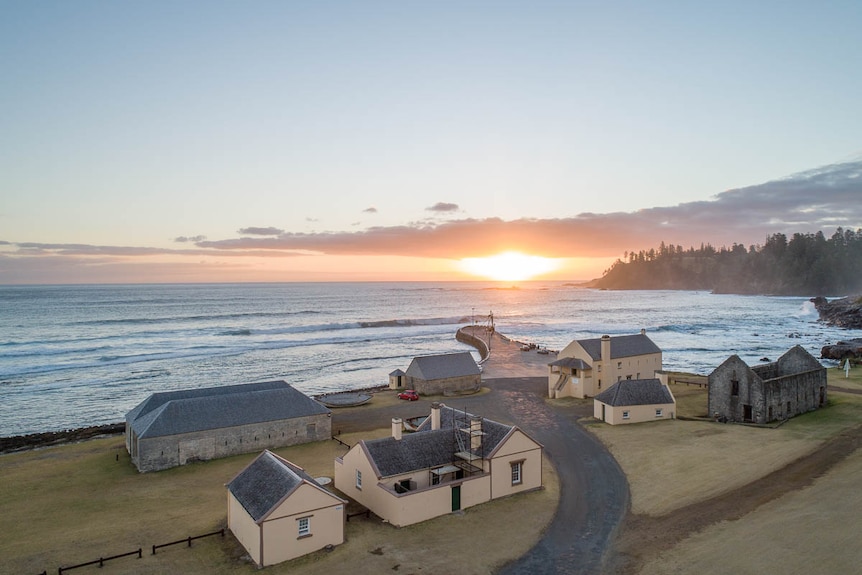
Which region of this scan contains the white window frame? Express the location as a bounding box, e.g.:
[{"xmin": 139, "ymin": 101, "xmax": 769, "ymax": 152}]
[
  {"xmin": 297, "ymin": 516, "xmax": 310, "ymax": 537},
  {"xmin": 622, "ymin": 410, "xmax": 630, "ymax": 420},
  {"xmin": 655, "ymin": 408, "xmax": 663, "ymax": 418},
  {"xmin": 511, "ymin": 461, "xmax": 523, "ymax": 485},
  {"xmin": 355, "ymin": 469, "xmax": 362, "ymax": 490}
]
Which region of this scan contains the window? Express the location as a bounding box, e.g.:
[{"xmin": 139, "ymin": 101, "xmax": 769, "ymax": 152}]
[
  {"xmin": 731, "ymin": 378, "xmax": 739, "ymax": 396},
  {"xmin": 655, "ymin": 408, "xmax": 663, "ymax": 417},
  {"xmin": 355, "ymin": 469, "xmax": 362, "ymax": 490},
  {"xmin": 617, "ymin": 362, "xmax": 622, "ymax": 369},
  {"xmin": 511, "ymin": 461, "xmax": 523, "ymax": 485},
  {"xmin": 297, "ymin": 516, "xmax": 310, "ymax": 537},
  {"xmin": 622, "ymin": 411, "xmax": 630, "ymax": 420}
]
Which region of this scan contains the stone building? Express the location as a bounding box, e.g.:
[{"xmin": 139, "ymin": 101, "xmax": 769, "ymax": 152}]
[
  {"xmin": 125, "ymin": 380, "xmax": 331, "ymax": 472},
  {"xmin": 402, "ymin": 352, "xmax": 481, "ymax": 395},
  {"xmin": 708, "ymin": 346, "xmax": 827, "ymax": 424}
]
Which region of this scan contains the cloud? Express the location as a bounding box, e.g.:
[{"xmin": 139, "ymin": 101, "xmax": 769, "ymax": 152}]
[
  {"xmin": 426, "ymin": 202, "xmax": 459, "ymax": 213},
  {"xmin": 174, "ymin": 235, "xmax": 207, "ymax": 243},
  {"xmin": 237, "ymin": 227, "xmax": 283, "ymax": 236},
  {"xmin": 363, "ymin": 207, "xmax": 378, "ymax": 213},
  {"xmin": 194, "ymin": 159, "xmax": 862, "ymax": 258},
  {"xmin": 2, "ymin": 158, "xmax": 860, "ymax": 283}
]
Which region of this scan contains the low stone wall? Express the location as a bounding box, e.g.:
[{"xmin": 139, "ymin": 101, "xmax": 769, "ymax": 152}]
[{"xmin": 456, "ymin": 327, "xmax": 490, "ymax": 361}]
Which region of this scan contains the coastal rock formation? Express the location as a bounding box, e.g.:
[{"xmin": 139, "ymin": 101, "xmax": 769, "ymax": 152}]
[
  {"xmin": 0, "ymin": 423, "xmax": 125, "ymax": 455},
  {"xmin": 811, "ymin": 295, "xmax": 862, "ymax": 329},
  {"xmin": 820, "ymin": 338, "xmax": 862, "ymax": 361}
]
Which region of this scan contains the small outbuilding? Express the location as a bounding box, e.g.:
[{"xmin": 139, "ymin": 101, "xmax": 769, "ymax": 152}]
[
  {"xmin": 227, "ymin": 450, "xmax": 346, "ymax": 567},
  {"xmin": 388, "ymin": 368, "xmax": 407, "ymax": 390},
  {"xmin": 402, "ymin": 352, "xmax": 481, "ymax": 395},
  {"xmin": 708, "ymin": 345, "xmax": 827, "ymax": 424},
  {"xmin": 593, "ymin": 378, "xmax": 676, "ymax": 425},
  {"xmin": 125, "ymin": 380, "xmax": 331, "ymax": 472}
]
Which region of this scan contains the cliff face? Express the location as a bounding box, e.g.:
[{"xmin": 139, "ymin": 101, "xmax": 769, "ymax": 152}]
[{"xmin": 811, "ymin": 296, "xmax": 862, "ymax": 329}]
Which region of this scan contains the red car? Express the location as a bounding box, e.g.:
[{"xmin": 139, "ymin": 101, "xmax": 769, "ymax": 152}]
[{"xmin": 397, "ymin": 390, "xmax": 419, "ymax": 401}]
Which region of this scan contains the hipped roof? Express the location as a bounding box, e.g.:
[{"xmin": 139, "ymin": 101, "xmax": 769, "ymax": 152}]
[
  {"xmin": 594, "ymin": 378, "xmax": 674, "ymax": 407},
  {"xmin": 227, "ymin": 450, "xmax": 344, "ymax": 523},
  {"xmin": 126, "ymin": 380, "xmax": 329, "ymax": 439}
]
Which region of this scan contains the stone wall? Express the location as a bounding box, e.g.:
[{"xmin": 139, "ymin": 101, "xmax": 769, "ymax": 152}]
[
  {"xmin": 708, "ymin": 353, "xmax": 826, "ymax": 424},
  {"xmin": 134, "ymin": 413, "xmax": 331, "ymax": 472},
  {"xmin": 408, "ymin": 374, "xmax": 481, "ymax": 396}
]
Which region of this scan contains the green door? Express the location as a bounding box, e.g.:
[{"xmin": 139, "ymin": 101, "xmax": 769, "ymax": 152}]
[{"xmin": 451, "ymin": 485, "xmax": 461, "ymax": 511}]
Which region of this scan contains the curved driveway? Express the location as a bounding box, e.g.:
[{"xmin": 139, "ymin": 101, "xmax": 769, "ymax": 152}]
[
  {"xmin": 461, "ymin": 329, "xmax": 630, "ymax": 574},
  {"xmin": 333, "ymin": 330, "xmax": 630, "ymax": 574},
  {"xmin": 484, "ymin": 377, "xmax": 628, "ymax": 575}
]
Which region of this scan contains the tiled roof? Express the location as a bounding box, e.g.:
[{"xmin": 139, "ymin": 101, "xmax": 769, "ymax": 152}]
[
  {"xmin": 364, "ymin": 405, "xmax": 516, "ymax": 478},
  {"xmin": 594, "ymin": 378, "xmax": 674, "ymax": 407},
  {"xmin": 405, "ymin": 352, "xmax": 480, "ymax": 381},
  {"xmin": 126, "ymin": 380, "xmax": 329, "ymax": 439},
  {"xmin": 227, "ymin": 451, "xmax": 339, "ymax": 522},
  {"xmin": 578, "ymin": 334, "xmax": 661, "ymax": 361}
]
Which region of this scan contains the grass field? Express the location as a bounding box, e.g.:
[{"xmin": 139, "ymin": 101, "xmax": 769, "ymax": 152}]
[
  {"xmin": 588, "ymin": 369, "xmax": 862, "ymax": 575},
  {"xmin": 0, "ymin": 427, "xmax": 559, "ymax": 575},
  {"xmin": 587, "ymin": 374, "xmax": 862, "ymax": 516}
]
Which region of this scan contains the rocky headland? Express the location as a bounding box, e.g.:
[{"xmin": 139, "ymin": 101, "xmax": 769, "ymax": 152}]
[{"xmin": 811, "ymin": 295, "xmax": 862, "ymax": 329}]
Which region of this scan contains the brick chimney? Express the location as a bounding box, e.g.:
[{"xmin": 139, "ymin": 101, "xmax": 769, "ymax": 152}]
[{"xmin": 392, "ymin": 418, "xmax": 402, "ymax": 441}]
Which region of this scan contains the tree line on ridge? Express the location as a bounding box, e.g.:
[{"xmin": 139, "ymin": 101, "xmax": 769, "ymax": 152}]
[{"xmin": 588, "ymin": 228, "xmax": 862, "ymax": 296}]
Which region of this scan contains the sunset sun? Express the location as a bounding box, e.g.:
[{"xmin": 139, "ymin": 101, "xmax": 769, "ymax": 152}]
[{"xmin": 459, "ymin": 252, "xmax": 559, "ymax": 281}]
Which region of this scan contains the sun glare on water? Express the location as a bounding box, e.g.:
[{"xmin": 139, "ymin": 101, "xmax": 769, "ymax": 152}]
[{"xmin": 459, "ymin": 252, "xmax": 559, "ymax": 281}]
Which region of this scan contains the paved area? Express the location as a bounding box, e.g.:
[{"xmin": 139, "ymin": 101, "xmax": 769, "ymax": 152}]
[{"xmin": 332, "ymin": 330, "xmax": 629, "ymax": 574}]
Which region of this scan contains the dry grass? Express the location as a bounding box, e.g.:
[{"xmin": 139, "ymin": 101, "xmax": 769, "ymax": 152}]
[
  {"xmin": 586, "ymin": 377, "xmax": 862, "ymax": 517},
  {"xmin": 588, "ymin": 370, "xmax": 862, "ymax": 575},
  {"xmin": 0, "ymin": 428, "xmax": 558, "ymax": 575},
  {"xmin": 638, "ymin": 448, "xmax": 862, "ymax": 575}
]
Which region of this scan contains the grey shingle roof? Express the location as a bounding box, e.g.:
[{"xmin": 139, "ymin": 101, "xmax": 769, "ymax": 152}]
[
  {"xmin": 578, "ymin": 334, "xmax": 661, "ymax": 361},
  {"xmin": 227, "ymin": 451, "xmax": 340, "ymax": 522},
  {"xmin": 548, "ymin": 357, "xmax": 592, "ymax": 370},
  {"xmin": 405, "ymin": 352, "xmax": 480, "ymax": 381},
  {"xmin": 126, "ymin": 380, "xmax": 329, "ymax": 439},
  {"xmin": 594, "ymin": 379, "xmax": 674, "ymax": 407},
  {"xmin": 364, "ymin": 430, "xmax": 458, "ymax": 478},
  {"xmin": 364, "ymin": 405, "xmax": 518, "ymax": 478}
]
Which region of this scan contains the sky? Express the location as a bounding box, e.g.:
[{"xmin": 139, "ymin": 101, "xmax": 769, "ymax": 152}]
[{"xmin": 1, "ymin": 1, "xmax": 861, "ymax": 284}]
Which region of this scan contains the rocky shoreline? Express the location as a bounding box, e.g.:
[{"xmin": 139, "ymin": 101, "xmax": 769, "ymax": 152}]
[
  {"xmin": 811, "ymin": 295, "xmax": 862, "ymax": 329},
  {"xmin": 0, "ymin": 423, "xmax": 125, "ymax": 455}
]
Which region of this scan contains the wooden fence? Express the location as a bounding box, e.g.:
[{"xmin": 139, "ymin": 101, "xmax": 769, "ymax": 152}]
[{"xmin": 54, "ymin": 529, "xmax": 224, "ymax": 574}]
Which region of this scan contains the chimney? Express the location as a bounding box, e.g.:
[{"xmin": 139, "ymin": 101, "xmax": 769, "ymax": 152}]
[
  {"xmin": 601, "ymin": 335, "xmax": 611, "ymax": 364},
  {"xmin": 431, "ymin": 402, "xmax": 441, "ymax": 431},
  {"xmin": 392, "ymin": 418, "xmax": 402, "ymax": 441},
  {"xmin": 640, "ymin": 328, "xmax": 646, "ymax": 336},
  {"xmin": 470, "ymin": 416, "xmax": 483, "ymax": 451}
]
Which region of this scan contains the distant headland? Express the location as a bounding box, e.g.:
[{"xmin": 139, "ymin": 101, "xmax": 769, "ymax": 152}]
[{"xmin": 587, "ymin": 229, "xmax": 862, "ymax": 296}]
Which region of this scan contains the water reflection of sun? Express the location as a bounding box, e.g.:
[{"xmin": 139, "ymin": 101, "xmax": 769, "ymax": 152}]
[{"xmin": 459, "ymin": 251, "xmax": 559, "ymax": 281}]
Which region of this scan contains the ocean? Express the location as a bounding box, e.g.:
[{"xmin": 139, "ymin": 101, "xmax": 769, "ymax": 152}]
[{"xmin": 1, "ymin": 282, "xmax": 857, "ymax": 437}]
